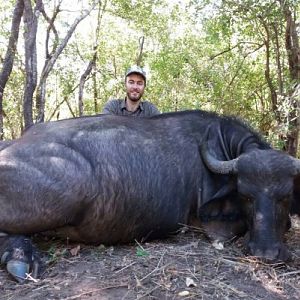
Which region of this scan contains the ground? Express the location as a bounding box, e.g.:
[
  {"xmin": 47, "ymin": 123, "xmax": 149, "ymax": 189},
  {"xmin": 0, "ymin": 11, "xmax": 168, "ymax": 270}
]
[{"xmin": 1, "ymin": 218, "xmax": 300, "ymax": 300}]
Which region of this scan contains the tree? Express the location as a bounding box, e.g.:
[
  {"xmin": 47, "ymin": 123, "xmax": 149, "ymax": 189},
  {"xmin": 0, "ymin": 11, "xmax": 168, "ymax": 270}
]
[
  {"xmin": 0, "ymin": 0, "xmax": 24, "ymax": 139},
  {"xmin": 35, "ymin": 1, "xmax": 96, "ymax": 123},
  {"xmin": 0, "ymin": 0, "xmax": 96, "ymax": 134},
  {"xmin": 280, "ymin": 0, "xmax": 300, "ymax": 156},
  {"xmin": 190, "ymin": 0, "xmax": 300, "ymax": 154},
  {"xmin": 0, "ymin": 0, "xmax": 298, "ymax": 155},
  {"xmin": 78, "ymin": 0, "xmax": 106, "ymax": 116}
]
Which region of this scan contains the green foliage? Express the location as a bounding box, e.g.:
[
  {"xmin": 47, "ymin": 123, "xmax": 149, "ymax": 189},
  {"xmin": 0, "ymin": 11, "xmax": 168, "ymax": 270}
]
[
  {"xmin": 136, "ymin": 246, "xmax": 149, "ymax": 257},
  {"xmin": 111, "ymin": 0, "xmax": 168, "ymax": 37},
  {"xmin": 1, "ymin": 0, "xmax": 299, "ymax": 148},
  {"xmin": 47, "ymin": 245, "xmax": 68, "ymax": 264},
  {"xmin": 3, "ymin": 67, "xmax": 25, "ymax": 139}
]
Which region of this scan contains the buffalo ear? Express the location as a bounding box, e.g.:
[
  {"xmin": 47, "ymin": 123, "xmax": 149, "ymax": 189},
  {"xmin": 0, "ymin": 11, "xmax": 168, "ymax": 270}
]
[
  {"xmin": 210, "ymin": 180, "xmax": 236, "ymax": 200},
  {"xmin": 198, "ymin": 180, "xmax": 237, "ymax": 220},
  {"xmin": 198, "ymin": 191, "xmax": 247, "ymax": 242},
  {"xmin": 199, "ymin": 190, "xmax": 240, "ymax": 222},
  {"xmin": 291, "ymin": 175, "xmax": 300, "ymax": 216}
]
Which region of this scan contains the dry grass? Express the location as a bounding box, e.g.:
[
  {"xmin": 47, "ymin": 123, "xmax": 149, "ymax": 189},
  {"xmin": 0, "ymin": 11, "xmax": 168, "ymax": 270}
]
[{"xmin": 1, "ymin": 217, "xmax": 300, "ymax": 300}]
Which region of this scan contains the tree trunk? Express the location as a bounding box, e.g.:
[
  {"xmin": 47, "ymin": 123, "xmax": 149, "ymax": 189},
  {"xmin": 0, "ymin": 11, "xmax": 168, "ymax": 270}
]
[
  {"xmin": 283, "ymin": 4, "xmax": 300, "ymax": 156},
  {"xmin": 23, "ymin": 0, "xmax": 43, "ymax": 131},
  {"xmin": 78, "ymin": 52, "xmax": 97, "ymax": 116},
  {"xmin": 0, "ymin": 0, "xmax": 24, "ymax": 139},
  {"xmin": 260, "ymin": 17, "xmax": 279, "ymax": 119},
  {"xmin": 92, "ymin": 70, "xmax": 99, "ymax": 113}
]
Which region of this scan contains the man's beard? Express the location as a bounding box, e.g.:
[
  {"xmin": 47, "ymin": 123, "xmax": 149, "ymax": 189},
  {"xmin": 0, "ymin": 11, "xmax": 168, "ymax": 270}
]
[{"xmin": 127, "ymin": 91, "xmax": 143, "ymax": 102}]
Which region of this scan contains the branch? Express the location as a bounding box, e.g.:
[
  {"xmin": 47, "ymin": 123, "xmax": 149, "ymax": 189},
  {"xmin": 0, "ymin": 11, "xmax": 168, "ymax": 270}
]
[
  {"xmin": 36, "ymin": 2, "xmax": 97, "ymax": 123},
  {"xmin": 47, "ymin": 83, "xmax": 79, "ymax": 121},
  {"xmin": 40, "ymin": 0, "xmax": 62, "ymax": 59},
  {"xmin": 136, "ymin": 36, "xmax": 144, "ymax": 66},
  {"xmin": 78, "ymin": 52, "xmax": 97, "ymax": 116},
  {"xmin": 209, "ymin": 41, "xmax": 263, "ymax": 60},
  {"xmin": 41, "ymin": 4, "xmax": 96, "ymax": 80},
  {"xmin": 77, "ymin": 0, "xmax": 107, "ymax": 116}
]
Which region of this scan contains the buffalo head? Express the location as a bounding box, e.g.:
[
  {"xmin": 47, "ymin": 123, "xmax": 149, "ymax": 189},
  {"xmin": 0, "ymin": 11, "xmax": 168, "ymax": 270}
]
[{"xmin": 201, "ymin": 145, "xmax": 300, "ymax": 262}]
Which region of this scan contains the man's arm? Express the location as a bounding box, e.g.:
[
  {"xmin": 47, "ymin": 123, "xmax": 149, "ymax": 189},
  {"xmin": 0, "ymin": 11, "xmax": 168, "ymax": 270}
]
[
  {"xmin": 147, "ymin": 102, "xmax": 160, "ymax": 116},
  {"xmin": 102, "ymin": 100, "xmax": 118, "ymax": 114},
  {"xmin": 150, "ymin": 104, "xmax": 160, "ymax": 115}
]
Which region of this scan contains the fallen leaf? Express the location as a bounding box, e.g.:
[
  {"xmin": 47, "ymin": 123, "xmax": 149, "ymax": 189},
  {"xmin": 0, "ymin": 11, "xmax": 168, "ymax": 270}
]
[
  {"xmin": 186, "ymin": 277, "xmax": 197, "ymax": 287},
  {"xmin": 212, "ymin": 240, "xmax": 224, "ymax": 250},
  {"xmin": 190, "ymin": 241, "xmax": 199, "ymax": 248},
  {"xmin": 135, "ymin": 275, "xmax": 143, "ymax": 288},
  {"xmin": 70, "ymin": 245, "xmax": 80, "ymax": 256},
  {"xmin": 178, "ymin": 291, "xmax": 190, "ymax": 297}
]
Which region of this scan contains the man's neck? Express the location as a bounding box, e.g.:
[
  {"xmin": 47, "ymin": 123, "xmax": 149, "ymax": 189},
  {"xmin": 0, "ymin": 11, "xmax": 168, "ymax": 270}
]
[{"xmin": 125, "ymin": 98, "xmax": 141, "ymax": 112}]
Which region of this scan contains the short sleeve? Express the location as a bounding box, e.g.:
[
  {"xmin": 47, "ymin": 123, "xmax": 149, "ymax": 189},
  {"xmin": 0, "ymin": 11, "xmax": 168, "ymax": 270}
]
[
  {"xmin": 102, "ymin": 100, "xmax": 118, "ymax": 114},
  {"xmin": 150, "ymin": 104, "xmax": 160, "ymax": 116}
]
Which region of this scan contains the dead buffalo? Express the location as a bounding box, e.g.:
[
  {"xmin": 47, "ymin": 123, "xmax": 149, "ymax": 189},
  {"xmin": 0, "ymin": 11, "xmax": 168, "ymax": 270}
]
[{"xmin": 0, "ymin": 110, "xmax": 299, "ymax": 282}]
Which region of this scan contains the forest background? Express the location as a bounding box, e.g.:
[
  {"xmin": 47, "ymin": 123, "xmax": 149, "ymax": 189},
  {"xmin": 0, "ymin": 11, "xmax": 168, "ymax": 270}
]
[{"xmin": 0, "ymin": 0, "xmax": 299, "ymax": 155}]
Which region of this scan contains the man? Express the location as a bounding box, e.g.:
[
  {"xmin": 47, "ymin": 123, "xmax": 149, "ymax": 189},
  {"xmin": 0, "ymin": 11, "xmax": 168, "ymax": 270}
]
[{"xmin": 102, "ymin": 65, "xmax": 160, "ymax": 116}]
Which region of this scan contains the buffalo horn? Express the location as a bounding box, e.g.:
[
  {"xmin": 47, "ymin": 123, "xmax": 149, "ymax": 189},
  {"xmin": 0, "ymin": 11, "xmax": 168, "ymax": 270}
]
[{"xmin": 200, "ymin": 143, "xmax": 238, "ymax": 174}]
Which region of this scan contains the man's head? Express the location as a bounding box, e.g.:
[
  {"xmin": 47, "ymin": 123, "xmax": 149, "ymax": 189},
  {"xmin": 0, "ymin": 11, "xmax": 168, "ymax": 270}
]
[{"xmin": 125, "ymin": 65, "xmax": 146, "ymax": 102}]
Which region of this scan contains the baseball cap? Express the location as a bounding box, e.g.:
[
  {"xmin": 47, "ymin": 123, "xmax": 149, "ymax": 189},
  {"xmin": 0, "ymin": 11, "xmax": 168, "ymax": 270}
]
[{"xmin": 125, "ymin": 65, "xmax": 146, "ymax": 82}]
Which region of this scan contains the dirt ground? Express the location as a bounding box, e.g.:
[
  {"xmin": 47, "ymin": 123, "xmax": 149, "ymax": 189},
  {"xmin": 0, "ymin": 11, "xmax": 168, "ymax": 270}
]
[{"xmin": 1, "ymin": 218, "xmax": 300, "ymax": 300}]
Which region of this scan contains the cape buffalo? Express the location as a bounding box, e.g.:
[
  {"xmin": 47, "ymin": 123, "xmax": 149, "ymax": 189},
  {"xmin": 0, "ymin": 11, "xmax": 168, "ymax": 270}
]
[{"xmin": 0, "ymin": 110, "xmax": 299, "ymax": 282}]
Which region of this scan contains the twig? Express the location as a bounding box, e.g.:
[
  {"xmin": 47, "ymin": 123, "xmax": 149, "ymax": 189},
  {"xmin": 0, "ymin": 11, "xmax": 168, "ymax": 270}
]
[
  {"xmin": 65, "ymin": 284, "xmax": 128, "ymax": 300},
  {"xmin": 32, "ymin": 284, "xmax": 50, "ymax": 291},
  {"xmin": 135, "ymin": 239, "xmax": 146, "ymax": 251},
  {"xmin": 115, "ymin": 261, "xmax": 136, "ymax": 274},
  {"xmin": 277, "ymin": 270, "xmax": 300, "ymax": 278},
  {"xmin": 211, "ymin": 280, "xmax": 250, "ymax": 298},
  {"xmin": 136, "ymin": 285, "xmax": 160, "ymax": 299},
  {"xmin": 25, "ymin": 273, "xmax": 39, "ymax": 283},
  {"xmin": 139, "ymin": 250, "xmax": 167, "ymax": 282},
  {"xmin": 221, "ymin": 257, "xmax": 249, "ymax": 267}
]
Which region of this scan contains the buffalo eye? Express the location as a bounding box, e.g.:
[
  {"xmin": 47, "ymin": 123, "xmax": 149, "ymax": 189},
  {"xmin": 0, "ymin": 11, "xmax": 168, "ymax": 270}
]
[
  {"xmin": 276, "ymin": 191, "xmax": 292, "ymax": 203},
  {"xmin": 241, "ymin": 195, "xmax": 252, "ymax": 204},
  {"xmin": 276, "ymin": 196, "xmax": 291, "ymax": 209}
]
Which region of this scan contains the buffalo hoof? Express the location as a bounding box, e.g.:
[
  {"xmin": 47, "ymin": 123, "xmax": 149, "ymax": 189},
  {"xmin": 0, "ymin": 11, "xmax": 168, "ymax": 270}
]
[
  {"xmin": 6, "ymin": 259, "xmax": 30, "ymax": 283},
  {"xmin": 0, "ymin": 235, "xmax": 41, "ymax": 283}
]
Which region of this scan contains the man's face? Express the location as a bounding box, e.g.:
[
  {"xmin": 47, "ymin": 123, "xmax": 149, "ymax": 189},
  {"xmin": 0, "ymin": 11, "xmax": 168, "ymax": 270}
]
[{"xmin": 125, "ymin": 73, "xmax": 145, "ymax": 102}]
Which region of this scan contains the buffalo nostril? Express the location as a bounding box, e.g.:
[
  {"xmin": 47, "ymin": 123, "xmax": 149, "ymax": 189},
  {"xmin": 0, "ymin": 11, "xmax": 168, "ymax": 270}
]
[
  {"xmin": 264, "ymin": 248, "xmax": 280, "ymax": 261},
  {"xmin": 247, "ymin": 242, "xmax": 289, "ymax": 262},
  {"xmin": 247, "ymin": 241, "xmax": 256, "ymax": 255}
]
